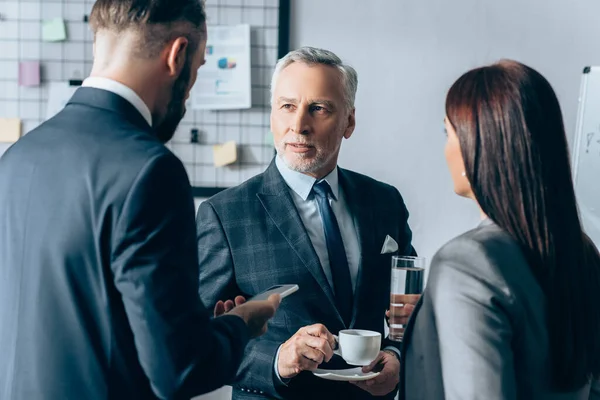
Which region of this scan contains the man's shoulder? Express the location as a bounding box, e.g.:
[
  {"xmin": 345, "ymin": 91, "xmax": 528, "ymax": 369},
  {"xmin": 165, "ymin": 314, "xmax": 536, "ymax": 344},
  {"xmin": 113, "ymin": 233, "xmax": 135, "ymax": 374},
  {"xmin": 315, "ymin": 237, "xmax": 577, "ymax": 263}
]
[
  {"xmin": 205, "ymin": 169, "xmax": 268, "ymax": 206},
  {"xmin": 8, "ymin": 108, "xmax": 179, "ymax": 188},
  {"xmin": 340, "ymin": 167, "xmax": 400, "ymax": 197}
]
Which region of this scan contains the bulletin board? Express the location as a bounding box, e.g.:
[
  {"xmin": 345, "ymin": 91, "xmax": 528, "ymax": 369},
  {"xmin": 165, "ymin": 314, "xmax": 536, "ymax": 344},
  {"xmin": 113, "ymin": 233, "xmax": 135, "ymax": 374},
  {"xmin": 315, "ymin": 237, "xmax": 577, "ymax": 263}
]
[
  {"xmin": 572, "ymin": 66, "xmax": 600, "ymax": 252},
  {"xmin": 0, "ymin": 0, "xmax": 291, "ymax": 197}
]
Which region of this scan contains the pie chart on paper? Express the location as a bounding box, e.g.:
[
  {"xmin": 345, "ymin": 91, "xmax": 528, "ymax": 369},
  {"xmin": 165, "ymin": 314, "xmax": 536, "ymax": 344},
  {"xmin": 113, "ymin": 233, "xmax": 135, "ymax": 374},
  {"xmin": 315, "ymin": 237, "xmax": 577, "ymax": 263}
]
[{"xmin": 218, "ymin": 57, "xmax": 237, "ymax": 69}]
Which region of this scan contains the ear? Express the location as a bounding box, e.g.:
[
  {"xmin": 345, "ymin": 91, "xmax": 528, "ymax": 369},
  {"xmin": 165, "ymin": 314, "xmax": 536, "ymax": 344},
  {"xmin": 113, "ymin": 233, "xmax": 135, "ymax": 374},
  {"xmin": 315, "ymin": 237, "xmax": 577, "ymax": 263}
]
[
  {"xmin": 343, "ymin": 108, "xmax": 356, "ymax": 139},
  {"xmin": 165, "ymin": 37, "xmax": 189, "ymax": 78}
]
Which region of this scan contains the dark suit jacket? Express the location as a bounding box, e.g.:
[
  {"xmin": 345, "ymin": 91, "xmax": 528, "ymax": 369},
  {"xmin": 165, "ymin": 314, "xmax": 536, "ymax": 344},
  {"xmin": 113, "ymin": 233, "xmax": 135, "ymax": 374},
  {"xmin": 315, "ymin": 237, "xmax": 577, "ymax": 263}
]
[
  {"xmin": 400, "ymin": 219, "xmax": 599, "ymax": 400},
  {"xmin": 0, "ymin": 88, "xmax": 250, "ymax": 400},
  {"xmin": 196, "ymin": 161, "xmax": 415, "ymax": 399}
]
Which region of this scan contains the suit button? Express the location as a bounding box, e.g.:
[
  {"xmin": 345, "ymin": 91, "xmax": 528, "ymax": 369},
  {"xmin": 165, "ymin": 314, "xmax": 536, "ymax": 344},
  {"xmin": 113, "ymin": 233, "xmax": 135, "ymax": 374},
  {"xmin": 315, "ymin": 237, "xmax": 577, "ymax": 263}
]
[
  {"xmin": 260, "ymin": 391, "xmax": 264, "ymax": 394},
  {"xmin": 241, "ymin": 388, "xmax": 245, "ymax": 392}
]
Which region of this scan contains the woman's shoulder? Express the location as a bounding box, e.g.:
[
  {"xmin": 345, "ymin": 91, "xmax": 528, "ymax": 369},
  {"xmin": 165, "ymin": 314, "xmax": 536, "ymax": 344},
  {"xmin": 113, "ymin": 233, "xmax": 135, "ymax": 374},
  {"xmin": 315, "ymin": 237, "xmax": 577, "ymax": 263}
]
[
  {"xmin": 434, "ymin": 219, "xmax": 524, "ymax": 267},
  {"xmin": 429, "ymin": 220, "xmax": 535, "ymax": 302}
]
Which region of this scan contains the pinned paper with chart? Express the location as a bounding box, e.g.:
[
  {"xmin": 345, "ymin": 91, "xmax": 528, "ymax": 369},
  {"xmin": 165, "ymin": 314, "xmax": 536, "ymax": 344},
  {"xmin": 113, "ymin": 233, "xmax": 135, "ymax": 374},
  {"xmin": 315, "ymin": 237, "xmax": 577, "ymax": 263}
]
[
  {"xmin": 191, "ymin": 24, "xmax": 252, "ymax": 110},
  {"xmin": 572, "ymin": 66, "xmax": 600, "ymax": 249},
  {"xmin": 46, "ymin": 82, "xmax": 78, "ymax": 120}
]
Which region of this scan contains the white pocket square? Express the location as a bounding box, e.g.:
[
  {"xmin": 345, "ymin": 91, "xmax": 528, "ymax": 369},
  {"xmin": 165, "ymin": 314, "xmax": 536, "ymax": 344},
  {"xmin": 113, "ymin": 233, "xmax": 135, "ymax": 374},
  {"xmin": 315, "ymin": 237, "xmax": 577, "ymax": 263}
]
[{"xmin": 380, "ymin": 235, "xmax": 399, "ymax": 254}]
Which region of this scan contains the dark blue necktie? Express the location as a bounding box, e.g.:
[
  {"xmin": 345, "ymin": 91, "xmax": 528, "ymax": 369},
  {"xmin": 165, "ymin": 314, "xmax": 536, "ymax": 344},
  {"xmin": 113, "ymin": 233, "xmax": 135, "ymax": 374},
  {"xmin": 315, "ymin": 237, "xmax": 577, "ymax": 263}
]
[{"xmin": 312, "ymin": 180, "xmax": 353, "ymax": 324}]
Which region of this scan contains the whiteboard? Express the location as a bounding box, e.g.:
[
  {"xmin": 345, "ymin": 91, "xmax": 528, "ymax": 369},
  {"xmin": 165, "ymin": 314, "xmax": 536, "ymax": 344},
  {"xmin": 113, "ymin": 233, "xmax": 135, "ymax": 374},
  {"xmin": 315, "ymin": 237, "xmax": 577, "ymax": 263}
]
[{"xmin": 572, "ymin": 66, "xmax": 600, "ymax": 249}]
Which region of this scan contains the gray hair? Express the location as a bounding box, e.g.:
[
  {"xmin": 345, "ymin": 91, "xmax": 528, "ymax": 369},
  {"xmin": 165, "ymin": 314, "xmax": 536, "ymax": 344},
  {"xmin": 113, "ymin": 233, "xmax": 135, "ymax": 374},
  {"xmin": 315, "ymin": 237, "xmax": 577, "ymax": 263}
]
[{"xmin": 270, "ymin": 46, "xmax": 358, "ymax": 112}]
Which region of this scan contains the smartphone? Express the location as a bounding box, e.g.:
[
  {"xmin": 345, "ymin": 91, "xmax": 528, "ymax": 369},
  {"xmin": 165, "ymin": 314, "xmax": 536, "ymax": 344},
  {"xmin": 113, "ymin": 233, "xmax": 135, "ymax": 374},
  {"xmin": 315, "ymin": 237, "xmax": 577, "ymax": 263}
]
[{"xmin": 248, "ymin": 284, "xmax": 299, "ymax": 302}]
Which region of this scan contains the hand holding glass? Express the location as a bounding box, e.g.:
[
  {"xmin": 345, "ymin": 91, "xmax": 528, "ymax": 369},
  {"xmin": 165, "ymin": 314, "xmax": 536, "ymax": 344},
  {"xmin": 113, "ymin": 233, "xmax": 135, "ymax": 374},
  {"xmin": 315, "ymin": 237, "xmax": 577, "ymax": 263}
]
[{"xmin": 388, "ymin": 256, "xmax": 425, "ymax": 341}]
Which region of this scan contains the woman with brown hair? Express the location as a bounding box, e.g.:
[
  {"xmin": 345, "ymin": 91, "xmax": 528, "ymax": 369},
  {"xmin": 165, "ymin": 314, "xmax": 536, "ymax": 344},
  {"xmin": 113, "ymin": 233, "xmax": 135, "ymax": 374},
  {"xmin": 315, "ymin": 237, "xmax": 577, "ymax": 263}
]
[{"xmin": 398, "ymin": 60, "xmax": 600, "ymax": 399}]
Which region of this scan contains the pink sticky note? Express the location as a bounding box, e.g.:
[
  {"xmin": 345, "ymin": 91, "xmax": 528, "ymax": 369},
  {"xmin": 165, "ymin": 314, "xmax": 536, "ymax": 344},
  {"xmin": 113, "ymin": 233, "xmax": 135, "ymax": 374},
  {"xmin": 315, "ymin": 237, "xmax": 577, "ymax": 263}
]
[{"xmin": 19, "ymin": 61, "xmax": 41, "ymax": 87}]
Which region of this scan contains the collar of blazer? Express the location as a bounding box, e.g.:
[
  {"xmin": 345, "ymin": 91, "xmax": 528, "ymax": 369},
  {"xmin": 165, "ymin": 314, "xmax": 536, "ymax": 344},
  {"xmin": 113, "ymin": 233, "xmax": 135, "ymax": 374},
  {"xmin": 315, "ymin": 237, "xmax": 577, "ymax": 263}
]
[
  {"xmin": 257, "ymin": 160, "xmax": 376, "ymax": 328},
  {"xmin": 67, "ymin": 87, "xmax": 153, "ymax": 133}
]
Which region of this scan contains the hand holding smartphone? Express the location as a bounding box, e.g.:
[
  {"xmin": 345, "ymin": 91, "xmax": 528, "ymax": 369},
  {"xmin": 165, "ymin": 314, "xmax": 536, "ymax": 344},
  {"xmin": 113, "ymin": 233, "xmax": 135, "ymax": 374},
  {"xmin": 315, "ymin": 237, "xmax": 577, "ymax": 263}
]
[{"xmin": 248, "ymin": 284, "xmax": 299, "ymax": 302}]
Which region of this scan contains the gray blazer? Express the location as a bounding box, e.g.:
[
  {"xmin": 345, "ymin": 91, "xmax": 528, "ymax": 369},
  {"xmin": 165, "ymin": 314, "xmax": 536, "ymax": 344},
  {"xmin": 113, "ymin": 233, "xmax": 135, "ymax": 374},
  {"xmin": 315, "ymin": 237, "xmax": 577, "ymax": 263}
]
[
  {"xmin": 196, "ymin": 161, "xmax": 415, "ymax": 399},
  {"xmin": 400, "ymin": 219, "xmax": 600, "ymax": 400},
  {"xmin": 0, "ymin": 88, "xmax": 249, "ymax": 400}
]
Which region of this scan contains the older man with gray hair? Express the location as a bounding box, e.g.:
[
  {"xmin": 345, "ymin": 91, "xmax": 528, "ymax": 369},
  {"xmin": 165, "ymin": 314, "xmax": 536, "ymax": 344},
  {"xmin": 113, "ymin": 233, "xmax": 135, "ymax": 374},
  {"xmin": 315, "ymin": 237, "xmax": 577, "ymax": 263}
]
[{"xmin": 196, "ymin": 46, "xmax": 416, "ymax": 399}]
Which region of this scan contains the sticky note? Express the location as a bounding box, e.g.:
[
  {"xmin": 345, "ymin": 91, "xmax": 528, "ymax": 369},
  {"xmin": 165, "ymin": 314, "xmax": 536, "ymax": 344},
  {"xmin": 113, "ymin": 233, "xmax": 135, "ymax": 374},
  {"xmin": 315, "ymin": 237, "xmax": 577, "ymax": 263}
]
[
  {"xmin": 19, "ymin": 61, "xmax": 40, "ymax": 87},
  {"xmin": 0, "ymin": 118, "xmax": 22, "ymax": 143},
  {"xmin": 213, "ymin": 141, "xmax": 237, "ymax": 167},
  {"xmin": 42, "ymin": 18, "xmax": 67, "ymax": 42}
]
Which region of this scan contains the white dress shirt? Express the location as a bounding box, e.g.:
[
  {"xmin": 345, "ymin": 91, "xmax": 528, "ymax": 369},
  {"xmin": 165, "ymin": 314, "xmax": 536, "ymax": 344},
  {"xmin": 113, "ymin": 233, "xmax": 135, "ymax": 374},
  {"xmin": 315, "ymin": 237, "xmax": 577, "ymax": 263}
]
[
  {"xmin": 82, "ymin": 77, "xmax": 153, "ymax": 127},
  {"xmin": 275, "ymin": 155, "xmax": 361, "ymax": 293},
  {"xmin": 273, "ymin": 156, "xmax": 384, "ymax": 384}
]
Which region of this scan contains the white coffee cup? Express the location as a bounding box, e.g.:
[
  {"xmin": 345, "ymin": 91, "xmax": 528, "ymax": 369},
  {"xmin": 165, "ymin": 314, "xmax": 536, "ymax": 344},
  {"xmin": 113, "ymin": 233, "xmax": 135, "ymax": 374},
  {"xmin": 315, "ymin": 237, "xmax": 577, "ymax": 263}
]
[{"xmin": 333, "ymin": 329, "xmax": 381, "ymax": 366}]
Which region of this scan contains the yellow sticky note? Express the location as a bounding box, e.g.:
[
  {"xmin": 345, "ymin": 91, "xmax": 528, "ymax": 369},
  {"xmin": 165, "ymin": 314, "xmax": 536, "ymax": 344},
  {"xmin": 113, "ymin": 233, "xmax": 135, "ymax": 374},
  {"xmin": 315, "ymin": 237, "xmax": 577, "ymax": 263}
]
[
  {"xmin": 0, "ymin": 118, "xmax": 22, "ymax": 143},
  {"xmin": 42, "ymin": 18, "xmax": 67, "ymax": 42},
  {"xmin": 213, "ymin": 141, "xmax": 238, "ymax": 167}
]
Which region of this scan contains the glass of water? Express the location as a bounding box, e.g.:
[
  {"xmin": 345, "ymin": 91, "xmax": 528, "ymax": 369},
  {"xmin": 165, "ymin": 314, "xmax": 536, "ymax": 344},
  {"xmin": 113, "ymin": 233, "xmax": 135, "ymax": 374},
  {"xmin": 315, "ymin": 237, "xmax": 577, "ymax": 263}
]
[{"xmin": 389, "ymin": 255, "xmax": 426, "ymax": 341}]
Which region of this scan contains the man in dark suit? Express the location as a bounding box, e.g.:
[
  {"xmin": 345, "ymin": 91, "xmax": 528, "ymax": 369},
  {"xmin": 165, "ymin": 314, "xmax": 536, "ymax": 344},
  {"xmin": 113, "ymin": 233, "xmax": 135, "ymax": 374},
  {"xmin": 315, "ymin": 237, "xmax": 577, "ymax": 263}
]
[
  {"xmin": 196, "ymin": 47, "xmax": 416, "ymax": 399},
  {"xmin": 0, "ymin": 1, "xmax": 279, "ymax": 399}
]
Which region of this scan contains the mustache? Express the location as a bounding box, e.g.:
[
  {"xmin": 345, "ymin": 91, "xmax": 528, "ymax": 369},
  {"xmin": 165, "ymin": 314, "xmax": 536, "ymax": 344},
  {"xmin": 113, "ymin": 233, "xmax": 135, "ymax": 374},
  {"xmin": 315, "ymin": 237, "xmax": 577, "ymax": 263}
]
[{"xmin": 284, "ymin": 141, "xmax": 315, "ymax": 146}]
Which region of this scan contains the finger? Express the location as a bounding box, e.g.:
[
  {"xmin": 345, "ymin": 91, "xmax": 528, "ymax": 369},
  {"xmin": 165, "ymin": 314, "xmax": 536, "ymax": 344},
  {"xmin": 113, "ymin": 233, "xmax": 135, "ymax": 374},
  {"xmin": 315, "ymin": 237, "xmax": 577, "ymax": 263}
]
[
  {"xmin": 304, "ymin": 336, "xmax": 334, "ymax": 361},
  {"xmin": 213, "ymin": 301, "xmax": 224, "ymax": 317},
  {"xmin": 362, "ymin": 352, "xmax": 385, "ymax": 373},
  {"xmin": 389, "ymin": 303, "xmax": 415, "ymax": 317},
  {"xmin": 260, "ymin": 324, "xmax": 268, "ymax": 336},
  {"xmin": 251, "ymin": 297, "xmax": 280, "ymax": 321},
  {"xmin": 368, "ymin": 366, "xmax": 391, "ymax": 383},
  {"xmin": 385, "ymin": 309, "xmax": 390, "ymax": 318},
  {"xmin": 388, "ymin": 303, "xmax": 415, "ymax": 326},
  {"xmin": 299, "ymin": 357, "xmax": 320, "ymax": 372},
  {"xmin": 223, "ymin": 300, "xmax": 235, "ymax": 313},
  {"xmin": 389, "ymin": 317, "xmax": 410, "ymax": 326},
  {"xmin": 304, "ymin": 324, "xmax": 335, "ymax": 348},
  {"xmin": 235, "ymin": 295, "xmax": 246, "ymax": 306},
  {"xmin": 389, "ymin": 316, "xmax": 412, "ymax": 325},
  {"xmin": 355, "ymin": 377, "xmax": 379, "ymax": 387},
  {"xmin": 267, "ymin": 293, "xmax": 282, "ymax": 309},
  {"xmin": 299, "ymin": 346, "xmax": 326, "ymax": 365},
  {"xmin": 390, "ymin": 293, "xmax": 420, "ymax": 305}
]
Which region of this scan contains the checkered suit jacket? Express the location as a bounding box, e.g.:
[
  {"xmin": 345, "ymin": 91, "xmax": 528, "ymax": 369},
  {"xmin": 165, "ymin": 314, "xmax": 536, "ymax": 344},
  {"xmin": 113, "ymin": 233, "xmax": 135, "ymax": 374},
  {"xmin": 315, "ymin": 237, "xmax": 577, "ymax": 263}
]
[{"xmin": 196, "ymin": 160, "xmax": 415, "ymax": 400}]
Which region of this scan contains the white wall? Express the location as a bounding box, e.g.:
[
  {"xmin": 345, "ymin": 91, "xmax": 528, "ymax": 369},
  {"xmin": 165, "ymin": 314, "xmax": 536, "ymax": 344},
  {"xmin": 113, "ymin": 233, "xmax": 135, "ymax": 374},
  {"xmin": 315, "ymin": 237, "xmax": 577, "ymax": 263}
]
[
  {"xmin": 194, "ymin": 2, "xmax": 600, "ymax": 398},
  {"xmin": 291, "ymin": 0, "xmax": 600, "ymax": 262}
]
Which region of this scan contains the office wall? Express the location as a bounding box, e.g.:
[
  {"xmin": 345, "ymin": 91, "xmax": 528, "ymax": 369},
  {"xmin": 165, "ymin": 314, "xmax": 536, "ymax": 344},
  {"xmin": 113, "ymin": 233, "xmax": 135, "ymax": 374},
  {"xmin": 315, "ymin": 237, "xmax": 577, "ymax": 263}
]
[
  {"xmin": 290, "ymin": 0, "xmax": 600, "ymax": 263},
  {"xmin": 199, "ymin": 2, "xmax": 599, "ymax": 399}
]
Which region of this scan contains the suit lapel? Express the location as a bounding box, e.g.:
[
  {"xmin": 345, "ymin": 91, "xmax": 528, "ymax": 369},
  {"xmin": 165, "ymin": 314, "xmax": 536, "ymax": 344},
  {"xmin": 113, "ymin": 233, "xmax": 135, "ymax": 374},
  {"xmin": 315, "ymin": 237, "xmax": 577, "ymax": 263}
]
[
  {"xmin": 338, "ymin": 169, "xmax": 376, "ymax": 327},
  {"xmin": 257, "ymin": 162, "xmax": 341, "ymax": 321}
]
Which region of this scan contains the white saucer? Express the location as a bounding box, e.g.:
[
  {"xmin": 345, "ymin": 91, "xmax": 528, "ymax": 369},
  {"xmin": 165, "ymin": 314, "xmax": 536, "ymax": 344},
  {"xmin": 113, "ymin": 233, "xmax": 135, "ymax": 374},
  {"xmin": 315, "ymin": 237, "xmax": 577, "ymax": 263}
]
[{"xmin": 312, "ymin": 367, "xmax": 380, "ymax": 381}]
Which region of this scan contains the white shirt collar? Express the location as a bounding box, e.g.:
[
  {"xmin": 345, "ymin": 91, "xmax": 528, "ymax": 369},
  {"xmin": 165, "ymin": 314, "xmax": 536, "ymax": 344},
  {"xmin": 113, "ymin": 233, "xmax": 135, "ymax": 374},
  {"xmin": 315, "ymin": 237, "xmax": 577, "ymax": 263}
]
[
  {"xmin": 82, "ymin": 77, "xmax": 153, "ymax": 127},
  {"xmin": 275, "ymin": 155, "xmax": 339, "ymax": 201}
]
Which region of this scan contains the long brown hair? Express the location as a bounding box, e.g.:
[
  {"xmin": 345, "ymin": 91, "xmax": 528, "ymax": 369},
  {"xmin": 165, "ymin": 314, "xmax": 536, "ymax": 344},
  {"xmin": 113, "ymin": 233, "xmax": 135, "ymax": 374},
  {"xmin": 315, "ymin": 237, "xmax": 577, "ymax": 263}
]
[{"xmin": 446, "ymin": 60, "xmax": 600, "ymax": 391}]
